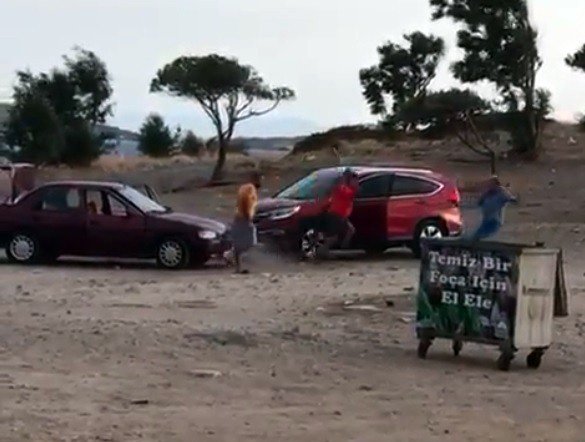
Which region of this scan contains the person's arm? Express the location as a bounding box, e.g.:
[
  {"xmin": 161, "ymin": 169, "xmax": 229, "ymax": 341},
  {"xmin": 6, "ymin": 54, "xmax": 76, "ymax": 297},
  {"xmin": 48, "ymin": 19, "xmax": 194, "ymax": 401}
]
[
  {"xmin": 317, "ymin": 185, "xmax": 335, "ymax": 211},
  {"xmin": 502, "ymin": 187, "xmax": 518, "ymax": 203},
  {"xmin": 477, "ymin": 192, "xmax": 487, "ymax": 208}
]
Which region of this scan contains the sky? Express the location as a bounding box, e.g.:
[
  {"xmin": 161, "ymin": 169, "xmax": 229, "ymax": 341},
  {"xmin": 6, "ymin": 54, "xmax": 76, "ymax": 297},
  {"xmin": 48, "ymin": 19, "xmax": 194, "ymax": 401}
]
[{"xmin": 1, "ymin": 0, "xmax": 584, "ymax": 138}]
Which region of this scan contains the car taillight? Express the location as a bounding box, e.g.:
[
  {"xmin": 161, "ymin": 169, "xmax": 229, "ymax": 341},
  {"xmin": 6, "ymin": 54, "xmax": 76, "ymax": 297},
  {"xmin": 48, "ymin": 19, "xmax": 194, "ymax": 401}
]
[{"xmin": 448, "ymin": 187, "xmax": 460, "ymax": 207}]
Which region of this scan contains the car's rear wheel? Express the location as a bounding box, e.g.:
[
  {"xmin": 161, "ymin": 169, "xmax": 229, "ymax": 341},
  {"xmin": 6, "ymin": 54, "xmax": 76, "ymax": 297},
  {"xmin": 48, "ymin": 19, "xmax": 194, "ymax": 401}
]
[
  {"xmin": 156, "ymin": 238, "xmax": 190, "ymax": 270},
  {"xmin": 411, "ymin": 219, "xmax": 447, "ymax": 258},
  {"xmin": 7, "ymin": 233, "xmax": 41, "ymax": 264}
]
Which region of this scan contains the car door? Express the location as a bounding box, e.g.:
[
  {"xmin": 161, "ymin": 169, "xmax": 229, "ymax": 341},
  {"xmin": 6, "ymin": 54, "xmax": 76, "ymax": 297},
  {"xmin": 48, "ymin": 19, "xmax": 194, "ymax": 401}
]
[
  {"xmin": 85, "ymin": 189, "xmax": 148, "ymax": 258},
  {"xmin": 387, "ymin": 174, "xmax": 441, "ymax": 239},
  {"xmin": 30, "ymin": 186, "xmax": 87, "ymax": 255},
  {"xmin": 350, "ymin": 173, "xmax": 392, "ymax": 246}
]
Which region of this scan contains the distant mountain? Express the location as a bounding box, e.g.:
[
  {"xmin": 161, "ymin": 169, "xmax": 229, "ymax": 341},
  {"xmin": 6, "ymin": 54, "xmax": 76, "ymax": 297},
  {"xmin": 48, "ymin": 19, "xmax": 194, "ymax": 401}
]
[
  {"xmin": 94, "ymin": 124, "xmax": 139, "ymax": 141},
  {"xmin": 94, "ymin": 123, "xmax": 303, "ymax": 157},
  {"xmin": 111, "ymin": 108, "xmax": 322, "ymax": 139},
  {"xmin": 234, "ymin": 136, "xmax": 302, "ymax": 151},
  {"xmin": 0, "ymin": 106, "xmax": 307, "ymax": 158}
]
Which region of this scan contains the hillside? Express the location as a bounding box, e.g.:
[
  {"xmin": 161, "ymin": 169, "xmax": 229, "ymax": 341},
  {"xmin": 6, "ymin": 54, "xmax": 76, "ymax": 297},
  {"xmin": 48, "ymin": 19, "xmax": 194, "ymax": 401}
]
[{"xmin": 284, "ymin": 121, "xmax": 585, "ymax": 169}]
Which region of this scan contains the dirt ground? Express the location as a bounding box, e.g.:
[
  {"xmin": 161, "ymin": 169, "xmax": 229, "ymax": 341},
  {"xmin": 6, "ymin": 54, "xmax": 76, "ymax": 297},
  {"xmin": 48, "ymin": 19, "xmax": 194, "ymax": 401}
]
[{"xmin": 2, "ymin": 144, "xmax": 585, "ymax": 441}]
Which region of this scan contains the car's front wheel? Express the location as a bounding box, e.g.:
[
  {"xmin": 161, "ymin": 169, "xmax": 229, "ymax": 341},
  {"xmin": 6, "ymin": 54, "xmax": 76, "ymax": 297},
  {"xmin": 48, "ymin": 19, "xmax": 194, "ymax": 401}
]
[
  {"xmin": 299, "ymin": 228, "xmax": 327, "ymax": 261},
  {"xmin": 156, "ymin": 238, "xmax": 190, "ymax": 270},
  {"xmin": 6, "ymin": 233, "xmax": 41, "ymax": 264}
]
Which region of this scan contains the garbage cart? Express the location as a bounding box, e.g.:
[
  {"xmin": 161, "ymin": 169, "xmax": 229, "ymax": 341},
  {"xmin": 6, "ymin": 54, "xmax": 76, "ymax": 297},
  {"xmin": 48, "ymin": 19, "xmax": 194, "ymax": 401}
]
[{"xmin": 416, "ymin": 239, "xmax": 559, "ymax": 371}]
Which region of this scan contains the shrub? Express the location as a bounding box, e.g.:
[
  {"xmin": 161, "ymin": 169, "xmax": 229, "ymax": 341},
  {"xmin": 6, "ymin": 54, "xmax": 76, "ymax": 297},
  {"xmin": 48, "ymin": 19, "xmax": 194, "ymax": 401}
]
[
  {"xmin": 180, "ymin": 130, "xmax": 205, "ymax": 156},
  {"xmin": 138, "ymin": 114, "xmax": 174, "ymax": 157}
]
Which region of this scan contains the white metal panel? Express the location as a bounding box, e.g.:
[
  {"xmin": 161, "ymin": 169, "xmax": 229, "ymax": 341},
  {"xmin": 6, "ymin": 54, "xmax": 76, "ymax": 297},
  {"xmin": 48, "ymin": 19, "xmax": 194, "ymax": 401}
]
[{"xmin": 514, "ymin": 249, "xmax": 558, "ymax": 349}]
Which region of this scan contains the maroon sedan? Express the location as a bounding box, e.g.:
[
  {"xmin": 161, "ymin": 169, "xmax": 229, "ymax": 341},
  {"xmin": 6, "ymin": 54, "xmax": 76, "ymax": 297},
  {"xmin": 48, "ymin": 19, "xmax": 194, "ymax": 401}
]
[{"xmin": 0, "ymin": 181, "xmax": 230, "ymax": 269}]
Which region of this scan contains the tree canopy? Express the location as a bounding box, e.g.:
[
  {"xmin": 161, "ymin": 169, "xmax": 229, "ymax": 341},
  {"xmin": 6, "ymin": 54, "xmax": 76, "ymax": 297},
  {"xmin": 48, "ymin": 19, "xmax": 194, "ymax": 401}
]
[
  {"xmin": 359, "ymin": 32, "xmax": 445, "ymax": 119},
  {"xmin": 150, "ymin": 54, "xmax": 295, "ymax": 180},
  {"xmin": 566, "ymin": 44, "xmax": 585, "ymax": 72},
  {"xmin": 430, "ymin": 0, "xmax": 543, "ymax": 155},
  {"xmin": 5, "ymin": 48, "xmax": 113, "ymax": 166},
  {"xmin": 396, "ymin": 88, "xmax": 490, "ymax": 131},
  {"xmin": 63, "ymin": 47, "xmax": 114, "ymax": 125}
]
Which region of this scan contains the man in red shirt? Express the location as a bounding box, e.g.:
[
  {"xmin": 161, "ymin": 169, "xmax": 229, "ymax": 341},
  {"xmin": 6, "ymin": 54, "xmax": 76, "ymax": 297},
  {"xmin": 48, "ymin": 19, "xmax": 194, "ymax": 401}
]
[{"xmin": 322, "ymin": 168, "xmax": 359, "ymax": 249}]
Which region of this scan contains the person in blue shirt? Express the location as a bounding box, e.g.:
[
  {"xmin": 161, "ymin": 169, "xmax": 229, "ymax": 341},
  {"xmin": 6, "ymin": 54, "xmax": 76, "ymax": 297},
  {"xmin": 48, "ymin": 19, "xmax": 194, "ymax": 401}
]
[{"xmin": 471, "ymin": 176, "xmax": 518, "ymax": 241}]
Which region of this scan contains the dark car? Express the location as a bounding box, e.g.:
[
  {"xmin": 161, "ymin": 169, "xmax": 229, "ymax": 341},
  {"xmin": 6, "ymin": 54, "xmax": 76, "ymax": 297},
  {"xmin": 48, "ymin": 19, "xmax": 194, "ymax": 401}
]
[
  {"xmin": 254, "ymin": 166, "xmax": 462, "ymax": 258},
  {"xmin": 0, "ymin": 181, "xmax": 230, "ymax": 269}
]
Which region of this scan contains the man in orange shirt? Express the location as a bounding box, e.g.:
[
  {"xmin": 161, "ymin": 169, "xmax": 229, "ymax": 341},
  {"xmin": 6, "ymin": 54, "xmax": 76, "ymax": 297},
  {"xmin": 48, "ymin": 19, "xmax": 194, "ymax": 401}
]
[{"xmin": 321, "ymin": 168, "xmax": 359, "ymax": 249}]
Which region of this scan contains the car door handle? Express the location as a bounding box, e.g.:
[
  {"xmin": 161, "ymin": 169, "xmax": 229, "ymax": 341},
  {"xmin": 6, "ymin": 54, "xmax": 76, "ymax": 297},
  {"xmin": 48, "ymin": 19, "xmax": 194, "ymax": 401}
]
[
  {"xmin": 415, "ymin": 199, "xmax": 426, "ymax": 205},
  {"xmin": 89, "ymin": 220, "xmax": 99, "ymax": 226}
]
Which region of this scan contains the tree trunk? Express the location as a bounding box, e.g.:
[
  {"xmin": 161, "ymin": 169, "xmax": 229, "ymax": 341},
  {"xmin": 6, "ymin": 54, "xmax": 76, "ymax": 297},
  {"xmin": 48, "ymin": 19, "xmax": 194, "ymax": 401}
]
[
  {"xmin": 489, "ymin": 151, "xmax": 497, "ymax": 175},
  {"xmin": 518, "ymin": 51, "xmax": 539, "ymax": 157},
  {"xmin": 211, "ymin": 137, "xmax": 227, "ymax": 182},
  {"xmin": 523, "ymin": 90, "xmax": 538, "ymax": 155}
]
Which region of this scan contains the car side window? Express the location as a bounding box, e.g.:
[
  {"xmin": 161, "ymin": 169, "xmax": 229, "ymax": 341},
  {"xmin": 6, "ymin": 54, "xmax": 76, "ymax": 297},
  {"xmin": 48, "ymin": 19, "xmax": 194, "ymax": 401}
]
[
  {"xmin": 86, "ymin": 190, "xmax": 105, "ymax": 215},
  {"xmin": 37, "ymin": 187, "xmax": 81, "ymax": 212},
  {"xmin": 105, "ymin": 193, "xmax": 128, "ymax": 217},
  {"xmin": 391, "ymin": 176, "xmax": 439, "ymax": 197},
  {"xmin": 357, "ymin": 175, "xmax": 391, "ymax": 199}
]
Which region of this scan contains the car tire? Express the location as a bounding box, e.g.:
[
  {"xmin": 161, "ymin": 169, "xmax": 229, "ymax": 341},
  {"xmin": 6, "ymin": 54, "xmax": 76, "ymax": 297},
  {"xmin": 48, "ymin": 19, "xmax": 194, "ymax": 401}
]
[
  {"xmin": 6, "ymin": 233, "xmax": 42, "ymax": 265},
  {"xmin": 156, "ymin": 238, "xmax": 190, "ymax": 270},
  {"xmin": 298, "ymin": 227, "xmax": 326, "ymax": 261},
  {"xmin": 411, "ymin": 219, "xmax": 447, "ymax": 258}
]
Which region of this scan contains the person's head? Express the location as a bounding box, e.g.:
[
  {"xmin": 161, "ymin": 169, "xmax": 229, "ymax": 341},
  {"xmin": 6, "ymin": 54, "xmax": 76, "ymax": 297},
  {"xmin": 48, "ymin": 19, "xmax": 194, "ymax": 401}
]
[
  {"xmin": 236, "ymin": 183, "xmax": 258, "ymax": 220},
  {"xmin": 342, "ymin": 167, "xmax": 357, "ymax": 185},
  {"xmin": 488, "ymin": 175, "xmax": 501, "ymax": 189}
]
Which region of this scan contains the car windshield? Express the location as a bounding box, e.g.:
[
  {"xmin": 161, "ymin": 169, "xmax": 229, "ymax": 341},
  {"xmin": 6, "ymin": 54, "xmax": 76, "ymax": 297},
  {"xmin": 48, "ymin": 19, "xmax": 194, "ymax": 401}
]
[
  {"xmin": 276, "ymin": 170, "xmax": 340, "ymax": 200},
  {"xmin": 119, "ymin": 186, "xmax": 167, "ymax": 213}
]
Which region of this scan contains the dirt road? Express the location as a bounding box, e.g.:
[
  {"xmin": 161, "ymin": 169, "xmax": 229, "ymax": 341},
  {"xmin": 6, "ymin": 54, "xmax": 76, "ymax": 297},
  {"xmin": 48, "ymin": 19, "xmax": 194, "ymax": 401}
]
[{"xmin": 2, "ymin": 220, "xmax": 585, "ymax": 441}]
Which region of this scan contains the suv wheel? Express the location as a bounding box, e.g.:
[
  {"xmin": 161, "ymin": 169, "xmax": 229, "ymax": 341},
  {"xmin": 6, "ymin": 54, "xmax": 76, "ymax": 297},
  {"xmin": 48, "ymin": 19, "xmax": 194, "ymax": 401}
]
[
  {"xmin": 412, "ymin": 220, "xmax": 447, "ymax": 258},
  {"xmin": 157, "ymin": 238, "xmax": 190, "ymax": 269},
  {"xmin": 299, "ymin": 228, "xmax": 326, "ymax": 261},
  {"xmin": 7, "ymin": 233, "xmax": 40, "ymax": 264}
]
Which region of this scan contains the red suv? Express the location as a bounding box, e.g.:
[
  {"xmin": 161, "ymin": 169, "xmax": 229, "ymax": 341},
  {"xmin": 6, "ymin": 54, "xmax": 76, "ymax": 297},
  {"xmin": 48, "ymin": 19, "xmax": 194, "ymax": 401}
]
[{"xmin": 254, "ymin": 166, "xmax": 462, "ymax": 258}]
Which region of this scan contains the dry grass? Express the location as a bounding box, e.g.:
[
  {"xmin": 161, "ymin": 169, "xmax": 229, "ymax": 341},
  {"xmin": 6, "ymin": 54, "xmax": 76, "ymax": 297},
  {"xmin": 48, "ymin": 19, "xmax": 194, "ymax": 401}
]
[{"xmin": 91, "ymin": 154, "xmax": 200, "ymax": 173}]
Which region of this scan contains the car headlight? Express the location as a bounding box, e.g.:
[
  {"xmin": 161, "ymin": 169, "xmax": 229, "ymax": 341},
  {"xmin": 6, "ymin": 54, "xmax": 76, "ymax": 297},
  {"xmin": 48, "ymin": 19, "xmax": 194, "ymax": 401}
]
[
  {"xmin": 268, "ymin": 206, "xmax": 300, "ymax": 220},
  {"xmin": 198, "ymin": 230, "xmax": 218, "ymax": 240}
]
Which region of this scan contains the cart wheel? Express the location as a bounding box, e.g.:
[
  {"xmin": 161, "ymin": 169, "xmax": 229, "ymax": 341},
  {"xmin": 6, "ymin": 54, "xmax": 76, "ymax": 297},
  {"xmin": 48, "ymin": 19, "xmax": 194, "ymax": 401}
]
[
  {"xmin": 526, "ymin": 350, "xmax": 543, "ymax": 369},
  {"xmin": 497, "ymin": 352, "xmax": 514, "ymax": 371},
  {"xmin": 452, "ymin": 340, "xmax": 463, "ymax": 357},
  {"xmin": 417, "ymin": 339, "xmax": 432, "ymax": 359}
]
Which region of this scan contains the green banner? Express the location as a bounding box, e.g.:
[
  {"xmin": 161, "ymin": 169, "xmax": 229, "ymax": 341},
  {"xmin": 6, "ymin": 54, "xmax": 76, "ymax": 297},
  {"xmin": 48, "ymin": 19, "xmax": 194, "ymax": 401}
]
[{"xmin": 416, "ymin": 240, "xmax": 520, "ymax": 342}]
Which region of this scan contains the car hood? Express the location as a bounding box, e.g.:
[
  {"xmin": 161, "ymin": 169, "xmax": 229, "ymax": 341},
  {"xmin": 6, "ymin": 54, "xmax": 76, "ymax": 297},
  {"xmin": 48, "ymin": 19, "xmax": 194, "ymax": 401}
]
[
  {"xmin": 150, "ymin": 211, "xmax": 226, "ymax": 233},
  {"xmin": 256, "ymin": 198, "xmax": 301, "ymax": 212}
]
